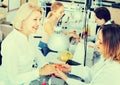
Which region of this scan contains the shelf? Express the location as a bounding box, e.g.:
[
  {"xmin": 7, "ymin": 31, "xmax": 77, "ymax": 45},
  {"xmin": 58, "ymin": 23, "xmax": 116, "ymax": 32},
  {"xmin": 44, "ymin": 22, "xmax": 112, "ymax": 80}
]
[{"xmin": 56, "ymin": 0, "xmax": 85, "ymax": 4}]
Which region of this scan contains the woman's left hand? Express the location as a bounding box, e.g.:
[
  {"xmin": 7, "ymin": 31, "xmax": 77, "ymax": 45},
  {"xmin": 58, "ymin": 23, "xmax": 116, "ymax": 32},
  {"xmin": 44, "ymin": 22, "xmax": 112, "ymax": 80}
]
[
  {"xmin": 55, "ymin": 68, "xmax": 68, "ymax": 81},
  {"xmin": 55, "ymin": 63, "xmax": 71, "ymax": 72},
  {"xmin": 39, "ymin": 64, "xmax": 56, "ymax": 76}
]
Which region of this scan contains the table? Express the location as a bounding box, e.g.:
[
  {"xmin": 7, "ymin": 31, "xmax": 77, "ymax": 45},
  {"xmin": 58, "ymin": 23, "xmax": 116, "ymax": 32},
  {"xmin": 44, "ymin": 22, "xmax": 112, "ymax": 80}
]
[
  {"xmin": 30, "ymin": 73, "xmax": 84, "ymax": 85},
  {"xmin": 45, "ymin": 52, "xmax": 65, "ymax": 64},
  {"xmin": 30, "ymin": 75, "xmax": 65, "ymax": 85}
]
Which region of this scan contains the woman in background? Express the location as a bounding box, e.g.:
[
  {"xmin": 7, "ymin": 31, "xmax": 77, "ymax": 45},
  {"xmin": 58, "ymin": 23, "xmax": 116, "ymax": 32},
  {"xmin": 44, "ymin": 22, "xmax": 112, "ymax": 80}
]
[
  {"xmin": 94, "ymin": 6, "xmax": 114, "ymax": 34},
  {"xmin": 1, "ymin": 3, "xmax": 56, "ymax": 85},
  {"xmin": 55, "ymin": 24, "xmax": 120, "ymax": 85},
  {"xmin": 38, "ymin": 1, "xmax": 64, "ymax": 56}
]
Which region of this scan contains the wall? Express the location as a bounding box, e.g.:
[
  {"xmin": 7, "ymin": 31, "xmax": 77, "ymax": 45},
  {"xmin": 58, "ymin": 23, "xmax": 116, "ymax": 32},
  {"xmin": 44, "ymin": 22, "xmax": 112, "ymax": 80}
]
[{"xmin": 107, "ymin": 7, "xmax": 120, "ymax": 24}]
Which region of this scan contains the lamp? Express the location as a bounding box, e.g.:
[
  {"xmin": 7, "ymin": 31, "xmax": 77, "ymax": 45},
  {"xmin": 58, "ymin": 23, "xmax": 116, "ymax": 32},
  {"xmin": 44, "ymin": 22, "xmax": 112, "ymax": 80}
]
[{"xmin": 48, "ymin": 26, "xmax": 69, "ymax": 52}]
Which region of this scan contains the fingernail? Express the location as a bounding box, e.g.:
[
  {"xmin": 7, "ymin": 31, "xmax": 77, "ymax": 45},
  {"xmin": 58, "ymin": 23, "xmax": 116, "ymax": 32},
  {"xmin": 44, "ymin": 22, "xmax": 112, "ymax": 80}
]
[{"xmin": 55, "ymin": 66, "xmax": 57, "ymax": 68}]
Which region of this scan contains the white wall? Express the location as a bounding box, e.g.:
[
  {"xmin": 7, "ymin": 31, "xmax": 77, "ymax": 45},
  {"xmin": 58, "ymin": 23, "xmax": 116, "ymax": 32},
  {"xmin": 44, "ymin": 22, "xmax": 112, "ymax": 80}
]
[
  {"xmin": 6, "ymin": 10, "xmax": 17, "ymax": 23},
  {"xmin": 9, "ymin": 0, "xmax": 20, "ymax": 11},
  {"xmin": 6, "ymin": 0, "xmax": 21, "ymax": 23}
]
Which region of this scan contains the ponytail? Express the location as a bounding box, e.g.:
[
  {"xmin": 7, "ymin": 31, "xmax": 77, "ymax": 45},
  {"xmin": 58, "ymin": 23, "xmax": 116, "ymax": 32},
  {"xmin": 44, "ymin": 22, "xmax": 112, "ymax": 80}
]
[{"xmin": 47, "ymin": 11, "xmax": 53, "ymax": 18}]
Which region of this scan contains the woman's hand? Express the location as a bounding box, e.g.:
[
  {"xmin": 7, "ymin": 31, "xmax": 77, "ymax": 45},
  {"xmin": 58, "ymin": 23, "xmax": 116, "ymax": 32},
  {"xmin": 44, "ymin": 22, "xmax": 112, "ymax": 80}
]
[
  {"xmin": 39, "ymin": 64, "xmax": 56, "ymax": 76},
  {"xmin": 55, "ymin": 68, "xmax": 68, "ymax": 81},
  {"xmin": 55, "ymin": 64, "xmax": 71, "ymax": 72}
]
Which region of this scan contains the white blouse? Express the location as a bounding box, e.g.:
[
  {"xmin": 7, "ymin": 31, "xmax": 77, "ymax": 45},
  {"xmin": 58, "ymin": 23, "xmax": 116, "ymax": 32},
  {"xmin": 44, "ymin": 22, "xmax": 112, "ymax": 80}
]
[
  {"xmin": 66, "ymin": 57, "xmax": 120, "ymax": 85},
  {"xmin": 1, "ymin": 29, "xmax": 47, "ymax": 85}
]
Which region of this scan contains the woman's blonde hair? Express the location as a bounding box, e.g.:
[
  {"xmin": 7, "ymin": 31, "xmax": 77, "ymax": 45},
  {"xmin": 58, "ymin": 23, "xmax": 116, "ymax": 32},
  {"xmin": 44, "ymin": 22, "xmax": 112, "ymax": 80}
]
[
  {"xmin": 13, "ymin": 3, "xmax": 42, "ymax": 29},
  {"xmin": 47, "ymin": 1, "xmax": 63, "ymax": 18},
  {"xmin": 101, "ymin": 24, "xmax": 120, "ymax": 62}
]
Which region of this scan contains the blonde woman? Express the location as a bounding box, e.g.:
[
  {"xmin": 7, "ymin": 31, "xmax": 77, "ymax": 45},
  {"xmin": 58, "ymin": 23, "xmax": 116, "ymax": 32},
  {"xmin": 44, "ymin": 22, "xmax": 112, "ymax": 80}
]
[
  {"xmin": 55, "ymin": 24, "xmax": 120, "ymax": 85},
  {"xmin": 1, "ymin": 3, "xmax": 56, "ymax": 85},
  {"xmin": 38, "ymin": 1, "xmax": 64, "ymax": 56}
]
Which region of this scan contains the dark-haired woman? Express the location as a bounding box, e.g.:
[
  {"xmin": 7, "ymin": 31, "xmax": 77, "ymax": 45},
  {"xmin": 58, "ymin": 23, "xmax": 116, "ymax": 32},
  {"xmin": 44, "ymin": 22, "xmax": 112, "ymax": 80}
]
[{"xmin": 94, "ymin": 6, "xmax": 114, "ymax": 33}]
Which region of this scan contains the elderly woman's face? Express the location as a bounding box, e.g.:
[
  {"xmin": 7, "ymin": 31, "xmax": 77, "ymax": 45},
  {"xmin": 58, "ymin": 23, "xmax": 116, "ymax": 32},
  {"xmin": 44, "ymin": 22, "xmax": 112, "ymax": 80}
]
[
  {"xmin": 96, "ymin": 30, "xmax": 104, "ymax": 54},
  {"xmin": 22, "ymin": 10, "xmax": 42, "ymax": 35}
]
